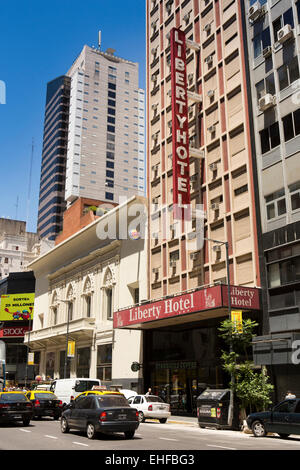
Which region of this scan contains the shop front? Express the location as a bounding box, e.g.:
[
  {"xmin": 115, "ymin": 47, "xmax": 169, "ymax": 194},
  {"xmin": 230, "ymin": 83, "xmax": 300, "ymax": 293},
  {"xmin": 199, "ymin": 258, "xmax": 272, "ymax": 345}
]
[{"xmin": 114, "ymin": 283, "xmax": 261, "ymax": 416}]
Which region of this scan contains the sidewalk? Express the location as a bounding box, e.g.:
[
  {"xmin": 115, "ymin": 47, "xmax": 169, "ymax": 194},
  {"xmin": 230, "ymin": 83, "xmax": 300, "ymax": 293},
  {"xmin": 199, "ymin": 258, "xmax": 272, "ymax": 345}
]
[{"xmin": 168, "ymin": 415, "xmax": 198, "ymax": 426}]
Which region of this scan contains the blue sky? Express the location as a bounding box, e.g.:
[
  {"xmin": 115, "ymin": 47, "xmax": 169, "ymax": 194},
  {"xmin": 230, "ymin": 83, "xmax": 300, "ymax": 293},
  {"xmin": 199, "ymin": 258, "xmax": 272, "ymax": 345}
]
[{"xmin": 0, "ymin": 0, "xmax": 146, "ymax": 233}]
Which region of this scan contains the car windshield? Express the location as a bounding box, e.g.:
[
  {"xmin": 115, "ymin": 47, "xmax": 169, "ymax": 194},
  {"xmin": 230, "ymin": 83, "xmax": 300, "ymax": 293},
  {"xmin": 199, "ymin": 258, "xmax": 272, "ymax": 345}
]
[
  {"xmin": 74, "ymin": 380, "xmax": 99, "ymax": 392},
  {"xmin": 145, "ymin": 396, "xmax": 163, "ymax": 403},
  {"xmin": 35, "ymin": 393, "xmax": 57, "ymax": 400},
  {"xmin": 0, "ymin": 393, "xmax": 27, "ymax": 402},
  {"xmin": 96, "ymin": 395, "xmax": 129, "ymax": 407}
]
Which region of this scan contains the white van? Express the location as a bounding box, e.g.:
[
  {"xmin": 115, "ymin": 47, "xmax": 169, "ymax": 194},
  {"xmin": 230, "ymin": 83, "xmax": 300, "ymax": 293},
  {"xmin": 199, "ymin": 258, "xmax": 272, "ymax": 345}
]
[{"xmin": 50, "ymin": 378, "xmax": 101, "ymax": 406}]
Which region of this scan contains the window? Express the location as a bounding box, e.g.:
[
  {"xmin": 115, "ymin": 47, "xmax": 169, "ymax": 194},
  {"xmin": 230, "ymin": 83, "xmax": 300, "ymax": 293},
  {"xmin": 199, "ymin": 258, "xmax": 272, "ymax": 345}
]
[
  {"xmin": 107, "ymin": 125, "xmax": 115, "ymax": 133},
  {"xmin": 278, "ymin": 57, "xmax": 300, "ymax": 91},
  {"xmin": 253, "ymin": 27, "xmax": 271, "ymax": 58},
  {"xmin": 76, "ymin": 347, "xmax": 90, "ymax": 378},
  {"xmin": 106, "ymin": 170, "xmax": 114, "ymax": 179},
  {"xmin": 86, "ymin": 296, "xmax": 91, "ymax": 318},
  {"xmin": 53, "ymin": 307, "xmax": 57, "ymax": 325},
  {"xmin": 282, "ymin": 109, "xmax": 300, "ymax": 141},
  {"xmin": 273, "ymin": 8, "xmax": 294, "ymax": 41},
  {"xmin": 105, "ymin": 192, "xmax": 114, "ymax": 201},
  {"xmin": 259, "ymin": 122, "xmax": 280, "ymax": 154},
  {"xmin": 289, "ymin": 182, "xmax": 300, "ymax": 211},
  {"xmin": 108, "ymin": 91, "xmax": 116, "ymax": 99},
  {"xmin": 67, "ymin": 301, "xmax": 73, "ymax": 321},
  {"xmin": 255, "ymin": 74, "xmax": 275, "ymax": 101},
  {"xmin": 97, "ymin": 344, "xmax": 112, "ymax": 382},
  {"xmin": 268, "ymin": 258, "xmax": 300, "ymax": 287},
  {"xmin": 106, "ymin": 161, "xmax": 114, "ymax": 169},
  {"xmin": 273, "ymin": 400, "xmax": 296, "ymax": 413},
  {"xmin": 106, "ymin": 288, "xmax": 113, "ymax": 319},
  {"xmin": 108, "ymin": 83, "xmax": 116, "ymax": 91},
  {"xmin": 107, "ymin": 116, "xmax": 115, "ymax": 124},
  {"xmin": 265, "ymin": 189, "xmax": 286, "ymax": 220}
]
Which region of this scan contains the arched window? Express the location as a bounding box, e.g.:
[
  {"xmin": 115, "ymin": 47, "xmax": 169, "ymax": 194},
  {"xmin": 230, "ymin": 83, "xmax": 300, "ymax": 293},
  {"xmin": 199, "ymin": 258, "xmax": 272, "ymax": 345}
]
[
  {"xmin": 83, "ymin": 276, "xmax": 93, "ymax": 318},
  {"xmin": 102, "ymin": 268, "xmax": 115, "ymax": 321},
  {"xmin": 51, "ymin": 291, "xmax": 59, "ymax": 326},
  {"xmin": 66, "ymin": 285, "xmax": 74, "ymax": 322}
]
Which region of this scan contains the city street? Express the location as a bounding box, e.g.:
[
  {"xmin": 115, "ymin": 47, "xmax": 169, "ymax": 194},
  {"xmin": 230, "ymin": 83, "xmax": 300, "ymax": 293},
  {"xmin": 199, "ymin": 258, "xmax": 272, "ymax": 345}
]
[{"xmin": 0, "ymin": 417, "xmax": 300, "ymax": 452}]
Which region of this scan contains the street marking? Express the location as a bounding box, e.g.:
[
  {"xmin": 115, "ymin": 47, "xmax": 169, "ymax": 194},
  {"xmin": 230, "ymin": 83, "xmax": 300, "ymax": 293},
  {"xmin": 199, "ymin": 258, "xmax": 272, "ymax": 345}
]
[
  {"xmin": 18, "ymin": 429, "xmax": 31, "ymax": 433},
  {"xmin": 73, "ymin": 441, "xmax": 89, "ymax": 447},
  {"xmin": 207, "ymin": 444, "xmax": 237, "ymax": 450},
  {"xmin": 159, "ymin": 437, "xmax": 178, "ymax": 441},
  {"xmin": 45, "ymin": 435, "xmax": 58, "ymax": 439}
]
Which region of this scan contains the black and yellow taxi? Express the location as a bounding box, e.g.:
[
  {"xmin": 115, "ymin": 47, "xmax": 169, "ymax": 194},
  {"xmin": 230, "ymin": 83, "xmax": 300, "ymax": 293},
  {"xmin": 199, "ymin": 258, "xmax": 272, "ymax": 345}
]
[
  {"xmin": 61, "ymin": 388, "xmax": 139, "ymax": 439},
  {"xmin": 25, "ymin": 390, "xmax": 63, "ymax": 420},
  {"xmin": 0, "ymin": 391, "xmax": 33, "ymax": 426}
]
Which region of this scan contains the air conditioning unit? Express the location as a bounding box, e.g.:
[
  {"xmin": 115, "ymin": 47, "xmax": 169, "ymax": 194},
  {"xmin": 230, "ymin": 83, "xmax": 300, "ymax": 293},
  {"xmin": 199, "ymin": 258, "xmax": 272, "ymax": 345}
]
[
  {"xmin": 152, "ymin": 267, "xmax": 159, "ymax": 273},
  {"xmin": 248, "ymin": 1, "xmax": 262, "ymax": 22},
  {"xmin": 259, "ymin": 94, "xmax": 276, "ymax": 112},
  {"xmin": 277, "ymin": 24, "xmax": 294, "ymax": 44},
  {"xmin": 190, "ymin": 174, "xmax": 198, "ymax": 182},
  {"xmin": 207, "ymin": 89, "xmax": 215, "ymax": 98},
  {"xmin": 209, "ymin": 163, "xmax": 217, "ymax": 171},
  {"xmin": 213, "ymin": 245, "xmax": 221, "ymax": 253},
  {"xmin": 263, "ymin": 46, "xmax": 272, "ymax": 58},
  {"xmin": 188, "ymin": 73, "xmax": 194, "ymax": 83},
  {"xmin": 170, "ymin": 260, "xmax": 177, "ymax": 267},
  {"xmin": 152, "ymin": 197, "xmax": 159, "ymax": 204},
  {"xmin": 190, "ymin": 252, "xmax": 198, "ymax": 261},
  {"xmin": 208, "ymin": 125, "xmax": 216, "ymax": 133},
  {"xmin": 210, "ymin": 202, "xmax": 219, "ymax": 210},
  {"xmin": 205, "ymin": 55, "xmax": 213, "ymax": 64},
  {"xmin": 151, "ymin": 74, "xmax": 158, "ymax": 82},
  {"xmin": 152, "ymin": 232, "xmax": 159, "ymax": 239},
  {"xmin": 204, "ymin": 24, "xmax": 211, "ymax": 33}
]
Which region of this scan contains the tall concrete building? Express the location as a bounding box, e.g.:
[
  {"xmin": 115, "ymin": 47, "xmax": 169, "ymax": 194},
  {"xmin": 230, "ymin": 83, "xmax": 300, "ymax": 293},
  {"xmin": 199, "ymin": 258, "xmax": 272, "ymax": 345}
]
[
  {"xmin": 243, "ymin": 0, "xmax": 300, "ymax": 399},
  {"xmin": 65, "ymin": 45, "xmax": 145, "ymax": 205},
  {"xmin": 37, "ymin": 76, "xmax": 71, "ymax": 240},
  {"xmin": 38, "ymin": 42, "xmax": 145, "ymax": 240},
  {"xmin": 114, "ymin": 0, "xmax": 263, "ymax": 416}
]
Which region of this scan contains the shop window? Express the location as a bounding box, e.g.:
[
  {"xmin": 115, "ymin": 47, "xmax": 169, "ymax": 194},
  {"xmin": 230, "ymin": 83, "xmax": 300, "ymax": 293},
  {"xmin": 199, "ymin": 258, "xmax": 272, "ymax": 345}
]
[
  {"xmin": 76, "ymin": 347, "xmax": 90, "ymax": 378},
  {"xmin": 97, "ymin": 344, "xmax": 112, "ymax": 382}
]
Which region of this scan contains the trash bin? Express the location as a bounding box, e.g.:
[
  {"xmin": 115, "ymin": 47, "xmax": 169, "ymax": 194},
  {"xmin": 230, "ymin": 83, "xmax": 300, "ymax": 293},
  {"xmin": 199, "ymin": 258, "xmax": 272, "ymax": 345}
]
[{"xmin": 197, "ymin": 389, "xmax": 239, "ymax": 430}]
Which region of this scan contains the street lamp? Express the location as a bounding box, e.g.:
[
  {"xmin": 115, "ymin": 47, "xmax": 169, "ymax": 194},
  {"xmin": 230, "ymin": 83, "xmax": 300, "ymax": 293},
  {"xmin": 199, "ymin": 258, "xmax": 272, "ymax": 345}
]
[
  {"xmin": 57, "ymin": 299, "xmax": 72, "ymax": 379},
  {"xmin": 204, "ymin": 237, "xmax": 234, "ymax": 427}
]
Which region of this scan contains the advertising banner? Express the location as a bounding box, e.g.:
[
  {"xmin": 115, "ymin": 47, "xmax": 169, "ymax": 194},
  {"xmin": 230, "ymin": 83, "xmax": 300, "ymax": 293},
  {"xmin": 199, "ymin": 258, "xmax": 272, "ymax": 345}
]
[
  {"xmin": 0, "ymin": 326, "xmax": 31, "ymax": 337},
  {"xmin": 231, "ymin": 310, "xmax": 243, "ymax": 333},
  {"xmin": 0, "ymin": 293, "xmax": 34, "ymax": 321},
  {"xmin": 170, "ymin": 27, "xmax": 191, "ymax": 220},
  {"xmin": 67, "ymin": 341, "xmax": 75, "ymax": 358}
]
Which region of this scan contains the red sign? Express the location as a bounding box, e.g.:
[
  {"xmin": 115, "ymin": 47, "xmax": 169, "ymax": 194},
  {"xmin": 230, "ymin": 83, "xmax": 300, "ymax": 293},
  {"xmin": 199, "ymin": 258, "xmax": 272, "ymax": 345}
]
[
  {"xmin": 0, "ymin": 326, "xmax": 30, "ymax": 338},
  {"xmin": 170, "ymin": 28, "xmax": 190, "ymax": 220},
  {"xmin": 114, "ymin": 285, "xmax": 260, "ymax": 328}
]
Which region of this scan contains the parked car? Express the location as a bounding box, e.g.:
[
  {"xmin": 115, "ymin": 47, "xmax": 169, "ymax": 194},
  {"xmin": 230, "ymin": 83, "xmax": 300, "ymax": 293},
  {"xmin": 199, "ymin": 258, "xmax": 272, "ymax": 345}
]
[
  {"xmin": 25, "ymin": 390, "xmax": 63, "ymax": 420},
  {"xmin": 128, "ymin": 394, "xmax": 171, "ymax": 423},
  {"xmin": 61, "ymin": 392, "xmax": 139, "ymax": 439},
  {"xmin": 0, "ymin": 392, "xmax": 33, "ymax": 426},
  {"xmin": 247, "ymin": 398, "xmax": 300, "ymax": 438},
  {"xmin": 118, "ymin": 389, "xmax": 138, "ymax": 400},
  {"xmin": 50, "ymin": 378, "xmax": 101, "ymax": 407},
  {"xmin": 74, "ymin": 389, "xmax": 122, "ymax": 401}
]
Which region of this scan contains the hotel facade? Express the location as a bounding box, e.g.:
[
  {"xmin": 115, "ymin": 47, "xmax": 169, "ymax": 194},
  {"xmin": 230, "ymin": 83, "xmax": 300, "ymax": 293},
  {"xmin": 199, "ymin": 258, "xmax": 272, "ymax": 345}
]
[{"xmin": 114, "ymin": 0, "xmax": 264, "ymax": 416}]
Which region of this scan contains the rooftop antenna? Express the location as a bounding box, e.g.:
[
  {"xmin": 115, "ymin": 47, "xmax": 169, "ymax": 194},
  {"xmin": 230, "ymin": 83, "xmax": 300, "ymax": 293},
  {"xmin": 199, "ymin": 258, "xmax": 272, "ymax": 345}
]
[
  {"xmin": 98, "ymin": 30, "xmax": 101, "ymax": 50},
  {"xmin": 26, "ymin": 138, "xmax": 34, "ymax": 230},
  {"xmin": 15, "ymin": 196, "xmax": 19, "ymax": 220}
]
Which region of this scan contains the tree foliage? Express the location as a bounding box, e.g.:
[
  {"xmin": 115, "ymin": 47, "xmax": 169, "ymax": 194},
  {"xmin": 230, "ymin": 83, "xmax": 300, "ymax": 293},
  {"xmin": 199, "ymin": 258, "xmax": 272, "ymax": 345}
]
[{"xmin": 219, "ymin": 319, "xmax": 274, "ymax": 413}]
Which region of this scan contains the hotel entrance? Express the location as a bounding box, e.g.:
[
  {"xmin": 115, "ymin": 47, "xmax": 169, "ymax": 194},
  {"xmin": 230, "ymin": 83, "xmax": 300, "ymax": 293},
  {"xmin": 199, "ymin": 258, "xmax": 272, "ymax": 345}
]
[{"xmin": 143, "ymin": 321, "xmax": 228, "ymax": 416}]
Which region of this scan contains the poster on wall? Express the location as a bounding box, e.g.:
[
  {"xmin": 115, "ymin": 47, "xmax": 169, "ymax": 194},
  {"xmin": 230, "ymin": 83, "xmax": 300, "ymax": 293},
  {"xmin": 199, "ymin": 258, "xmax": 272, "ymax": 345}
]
[{"xmin": 0, "ymin": 293, "xmax": 35, "ymax": 321}]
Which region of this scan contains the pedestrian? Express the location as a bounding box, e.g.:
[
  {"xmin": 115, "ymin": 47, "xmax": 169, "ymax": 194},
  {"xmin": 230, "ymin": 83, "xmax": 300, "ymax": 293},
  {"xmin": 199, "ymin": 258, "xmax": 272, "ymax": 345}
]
[
  {"xmin": 145, "ymin": 387, "xmax": 152, "ymax": 396},
  {"xmin": 285, "ymin": 390, "xmax": 296, "ymax": 399}
]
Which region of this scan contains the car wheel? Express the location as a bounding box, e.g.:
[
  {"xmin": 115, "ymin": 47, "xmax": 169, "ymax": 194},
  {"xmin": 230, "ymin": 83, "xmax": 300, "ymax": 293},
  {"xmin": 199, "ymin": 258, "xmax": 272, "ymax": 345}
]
[
  {"xmin": 252, "ymin": 420, "xmax": 266, "ymax": 437},
  {"xmin": 138, "ymin": 411, "xmax": 145, "ymax": 423},
  {"xmin": 124, "ymin": 430, "xmax": 135, "ymax": 439},
  {"xmin": 278, "ymin": 433, "xmax": 290, "ymax": 439},
  {"xmin": 87, "ymin": 423, "xmax": 96, "ymax": 439},
  {"xmin": 61, "ymin": 417, "xmax": 70, "ymax": 433},
  {"xmin": 22, "ymin": 417, "xmax": 30, "ymax": 426},
  {"xmin": 159, "ymin": 418, "xmax": 167, "ymax": 423}
]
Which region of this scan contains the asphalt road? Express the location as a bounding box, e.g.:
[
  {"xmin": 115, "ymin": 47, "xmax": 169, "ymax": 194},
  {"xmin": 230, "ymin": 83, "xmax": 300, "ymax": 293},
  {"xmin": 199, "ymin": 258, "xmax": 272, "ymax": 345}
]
[{"xmin": 0, "ymin": 417, "xmax": 300, "ymax": 454}]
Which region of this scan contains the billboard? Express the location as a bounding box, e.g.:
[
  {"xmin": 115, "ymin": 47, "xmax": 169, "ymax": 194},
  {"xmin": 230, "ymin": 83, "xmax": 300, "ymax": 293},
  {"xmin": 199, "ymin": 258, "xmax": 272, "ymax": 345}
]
[
  {"xmin": 0, "ymin": 293, "xmax": 34, "ymax": 321},
  {"xmin": 170, "ymin": 27, "xmax": 191, "ymax": 220}
]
